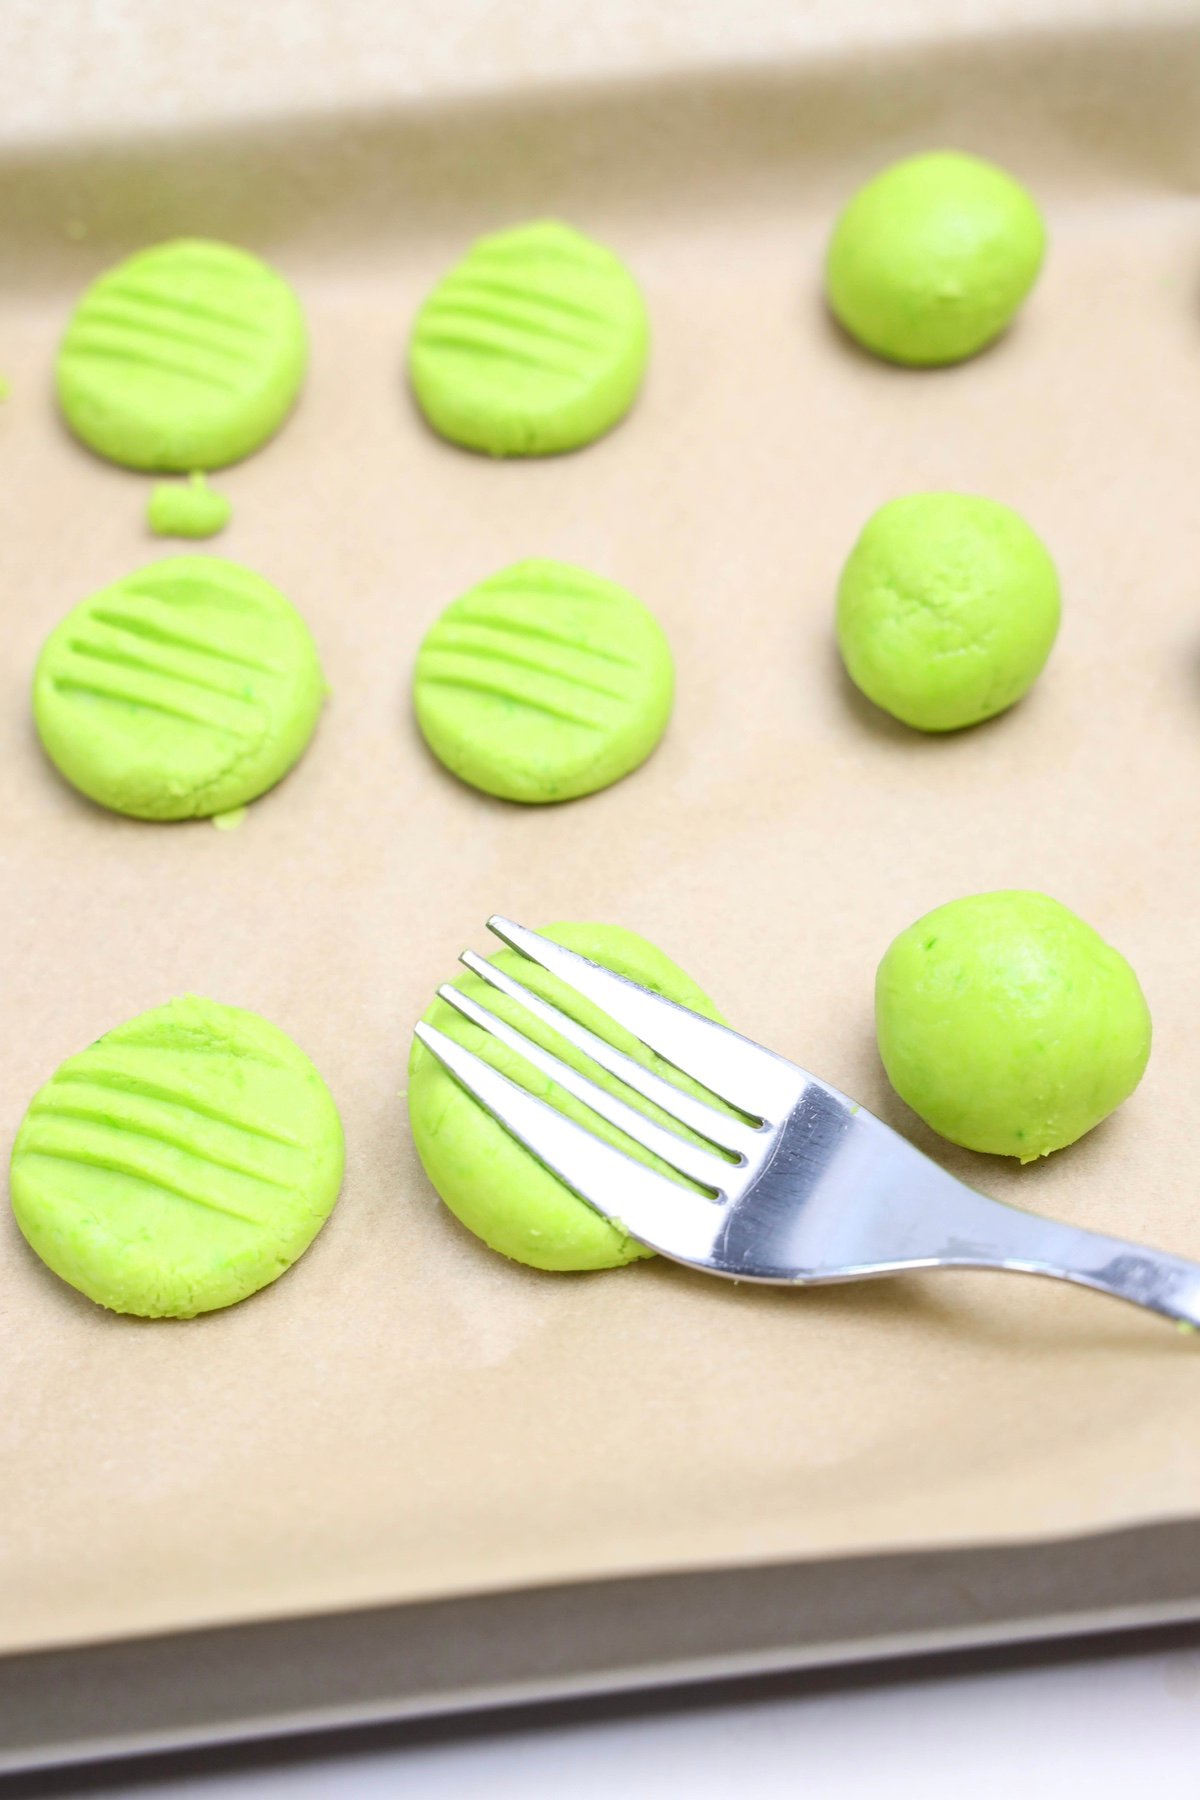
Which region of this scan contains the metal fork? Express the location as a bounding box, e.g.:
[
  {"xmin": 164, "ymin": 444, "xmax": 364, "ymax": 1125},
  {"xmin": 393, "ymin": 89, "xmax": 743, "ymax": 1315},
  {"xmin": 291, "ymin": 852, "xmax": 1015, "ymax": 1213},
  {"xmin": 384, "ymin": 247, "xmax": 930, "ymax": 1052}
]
[{"xmin": 414, "ymin": 917, "xmax": 1200, "ymax": 1328}]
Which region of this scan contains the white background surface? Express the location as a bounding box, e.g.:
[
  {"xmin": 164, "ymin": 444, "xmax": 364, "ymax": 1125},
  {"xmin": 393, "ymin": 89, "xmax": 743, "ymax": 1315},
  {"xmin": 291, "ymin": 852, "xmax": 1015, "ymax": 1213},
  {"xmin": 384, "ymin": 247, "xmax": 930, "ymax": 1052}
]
[
  {"xmin": 52, "ymin": 1638, "xmax": 1200, "ymax": 1798},
  {"xmin": 4, "ymin": 0, "xmax": 1180, "ymax": 149}
]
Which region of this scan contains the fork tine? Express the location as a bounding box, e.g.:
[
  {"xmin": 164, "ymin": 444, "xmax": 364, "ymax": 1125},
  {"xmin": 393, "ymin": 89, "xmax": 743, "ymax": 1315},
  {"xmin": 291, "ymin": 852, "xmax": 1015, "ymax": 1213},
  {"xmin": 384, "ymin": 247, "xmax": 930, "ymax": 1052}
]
[
  {"xmin": 459, "ymin": 951, "xmax": 759, "ymax": 1158},
  {"xmin": 413, "ymin": 1022, "xmax": 723, "ymax": 1262},
  {"xmin": 436, "ymin": 982, "xmax": 734, "ymax": 1191},
  {"xmin": 486, "ymin": 918, "xmax": 803, "ymax": 1120}
]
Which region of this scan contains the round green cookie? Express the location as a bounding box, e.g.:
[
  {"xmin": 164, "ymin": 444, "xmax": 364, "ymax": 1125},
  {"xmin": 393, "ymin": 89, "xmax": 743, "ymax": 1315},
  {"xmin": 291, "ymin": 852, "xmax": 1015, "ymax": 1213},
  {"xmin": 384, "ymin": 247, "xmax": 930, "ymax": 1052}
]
[
  {"xmin": 409, "ymin": 922, "xmax": 726, "ymax": 1271},
  {"xmin": 10, "ymin": 995, "xmax": 344, "ymax": 1318},
  {"xmin": 409, "ymin": 220, "xmax": 649, "ymax": 456},
  {"xmin": 414, "ymin": 559, "xmax": 674, "ymax": 803},
  {"xmin": 57, "ymin": 238, "xmax": 307, "ymax": 471},
  {"xmin": 876, "ymin": 891, "xmax": 1151, "ymax": 1161},
  {"xmin": 34, "ymin": 553, "xmax": 326, "ymax": 821},
  {"xmin": 826, "ymin": 151, "xmax": 1046, "ymax": 366},
  {"xmin": 836, "ymin": 492, "xmax": 1060, "ymax": 732}
]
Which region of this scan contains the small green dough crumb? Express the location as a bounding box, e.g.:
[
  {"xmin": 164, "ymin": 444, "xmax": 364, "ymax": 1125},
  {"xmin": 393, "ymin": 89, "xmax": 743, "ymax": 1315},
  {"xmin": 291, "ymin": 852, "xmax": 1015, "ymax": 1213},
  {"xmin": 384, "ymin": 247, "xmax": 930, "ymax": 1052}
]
[
  {"xmin": 1177, "ymin": 1322, "xmax": 1197, "ymax": 1337},
  {"xmin": 0, "ymin": 376, "xmax": 9, "ymax": 401},
  {"xmin": 414, "ymin": 558, "xmax": 674, "ymax": 803},
  {"xmin": 837, "ymin": 492, "xmax": 1060, "ymax": 732},
  {"xmin": 212, "ymin": 805, "xmax": 248, "ymax": 831},
  {"xmin": 149, "ymin": 473, "xmax": 232, "ymax": 539},
  {"xmin": 826, "ymin": 151, "xmax": 1046, "ymax": 366},
  {"xmin": 410, "ymin": 220, "xmax": 649, "ymax": 456},
  {"xmin": 57, "ymin": 238, "xmax": 307, "ymax": 471},
  {"xmin": 876, "ymin": 891, "xmax": 1151, "ymax": 1161},
  {"xmin": 408, "ymin": 922, "xmax": 725, "ymax": 1270},
  {"xmin": 10, "ymin": 995, "xmax": 344, "ymax": 1318},
  {"xmin": 34, "ymin": 553, "xmax": 326, "ymax": 821}
]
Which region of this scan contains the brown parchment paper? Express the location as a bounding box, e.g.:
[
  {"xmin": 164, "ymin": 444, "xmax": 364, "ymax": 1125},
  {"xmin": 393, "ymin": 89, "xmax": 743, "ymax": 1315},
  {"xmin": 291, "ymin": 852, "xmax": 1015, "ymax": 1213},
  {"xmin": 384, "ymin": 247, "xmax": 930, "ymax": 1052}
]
[{"xmin": 1, "ymin": 10, "xmax": 1199, "ymax": 1657}]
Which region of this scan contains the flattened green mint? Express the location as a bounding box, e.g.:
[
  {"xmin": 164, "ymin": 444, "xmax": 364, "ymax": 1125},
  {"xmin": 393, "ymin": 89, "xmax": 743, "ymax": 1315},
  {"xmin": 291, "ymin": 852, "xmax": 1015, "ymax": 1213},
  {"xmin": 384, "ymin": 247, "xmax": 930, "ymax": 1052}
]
[
  {"xmin": 409, "ymin": 922, "xmax": 724, "ymax": 1270},
  {"xmin": 413, "ymin": 558, "xmax": 674, "ymax": 803},
  {"xmin": 410, "ymin": 220, "xmax": 649, "ymax": 456},
  {"xmin": 11, "ymin": 995, "xmax": 344, "ymax": 1318},
  {"xmin": 34, "ymin": 554, "xmax": 325, "ymax": 820},
  {"xmin": 58, "ymin": 238, "xmax": 307, "ymax": 470}
]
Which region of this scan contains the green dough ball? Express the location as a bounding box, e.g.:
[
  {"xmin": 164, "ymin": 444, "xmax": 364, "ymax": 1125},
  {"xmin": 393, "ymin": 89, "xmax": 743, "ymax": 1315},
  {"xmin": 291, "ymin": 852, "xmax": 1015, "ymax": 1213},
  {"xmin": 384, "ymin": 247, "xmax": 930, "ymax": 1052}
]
[
  {"xmin": 836, "ymin": 492, "xmax": 1060, "ymax": 732},
  {"xmin": 826, "ymin": 151, "xmax": 1046, "ymax": 366},
  {"xmin": 57, "ymin": 239, "xmax": 307, "ymax": 471},
  {"xmin": 408, "ymin": 922, "xmax": 725, "ymax": 1271},
  {"xmin": 876, "ymin": 891, "xmax": 1151, "ymax": 1161},
  {"xmin": 409, "ymin": 220, "xmax": 649, "ymax": 456},
  {"xmin": 148, "ymin": 473, "xmax": 232, "ymax": 540},
  {"xmin": 10, "ymin": 995, "xmax": 344, "ymax": 1318},
  {"xmin": 413, "ymin": 558, "xmax": 674, "ymax": 803},
  {"xmin": 34, "ymin": 553, "xmax": 326, "ymax": 821}
]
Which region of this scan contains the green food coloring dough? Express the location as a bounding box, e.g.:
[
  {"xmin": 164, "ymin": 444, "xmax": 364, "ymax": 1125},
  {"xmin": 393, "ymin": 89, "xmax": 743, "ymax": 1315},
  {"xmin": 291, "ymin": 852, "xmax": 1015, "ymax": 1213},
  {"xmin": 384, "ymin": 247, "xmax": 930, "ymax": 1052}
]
[
  {"xmin": 57, "ymin": 238, "xmax": 307, "ymax": 471},
  {"xmin": 836, "ymin": 492, "xmax": 1060, "ymax": 732},
  {"xmin": 409, "ymin": 220, "xmax": 649, "ymax": 456},
  {"xmin": 826, "ymin": 151, "xmax": 1046, "ymax": 366},
  {"xmin": 408, "ymin": 922, "xmax": 725, "ymax": 1271},
  {"xmin": 34, "ymin": 553, "xmax": 325, "ymax": 821},
  {"xmin": 414, "ymin": 558, "xmax": 674, "ymax": 803},
  {"xmin": 876, "ymin": 891, "xmax": 1151, "ymax": 1161},
  {"xmin": 10, "ymin": 995, "xmax": 344, "ymax": 1318},
  {"xmin": 148, "ymin": 473, "xmax": 232, "ymax": 539}
]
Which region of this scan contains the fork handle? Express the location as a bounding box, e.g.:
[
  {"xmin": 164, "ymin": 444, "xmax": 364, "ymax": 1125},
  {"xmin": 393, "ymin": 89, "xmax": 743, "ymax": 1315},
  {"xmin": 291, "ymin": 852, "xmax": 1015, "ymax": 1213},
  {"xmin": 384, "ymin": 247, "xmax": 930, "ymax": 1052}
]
[{"xmin": 951, "ymin": 1191, "xmax": 1200, "ymax": 1330}]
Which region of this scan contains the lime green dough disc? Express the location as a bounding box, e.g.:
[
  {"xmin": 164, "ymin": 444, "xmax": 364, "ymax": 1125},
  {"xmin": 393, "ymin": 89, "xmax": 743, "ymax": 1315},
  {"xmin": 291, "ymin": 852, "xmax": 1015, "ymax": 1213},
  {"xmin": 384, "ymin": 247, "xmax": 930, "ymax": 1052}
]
[
  {"xmin": 826, "ymin": 152, "xmax": 1046, "ymax": 366},
  {"xmin": 10, "ymin": 996, "xmax": 345, "ymax": 1318},
  {"xmin": 57, "ymin": 239, "xmax": 307, "ymax": 471},
  {"xmin": 414, "ymin": 559, "xmax": 674, "ymax": 803},
  {"xmin": 408, "ymin": 922, "xmax": 725, "ymax": 1271},
  {"xmin": 876, "ymin": 892, "xmax": 1152, "ymax": 1162},
  {"xmin": 409, "ymin": 220, "xmax": 650, "ymax": 456},
  {"xmin": 34, "ymin": 554, "xmax": 326, "ymax": 821},
  {"xmin": 836, "ymin": 493, "xmax": 1060, "ymax": 732}
]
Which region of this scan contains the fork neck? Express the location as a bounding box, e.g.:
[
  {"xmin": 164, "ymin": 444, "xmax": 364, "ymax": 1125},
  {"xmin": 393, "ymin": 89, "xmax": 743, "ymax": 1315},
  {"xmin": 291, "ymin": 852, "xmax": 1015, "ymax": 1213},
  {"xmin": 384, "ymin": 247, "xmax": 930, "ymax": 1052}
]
[{"xmin": 927, "ymin": 1187, "xmax": 1200, "ymax": 1330}]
